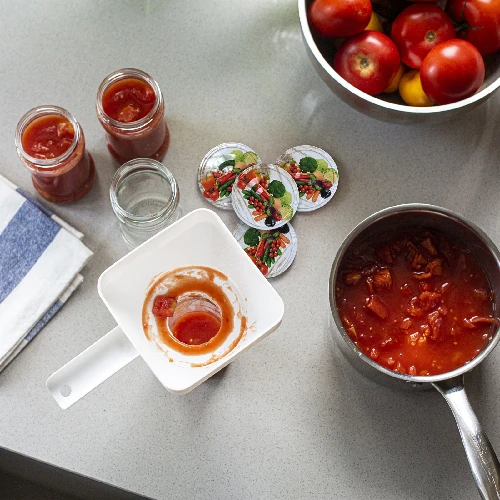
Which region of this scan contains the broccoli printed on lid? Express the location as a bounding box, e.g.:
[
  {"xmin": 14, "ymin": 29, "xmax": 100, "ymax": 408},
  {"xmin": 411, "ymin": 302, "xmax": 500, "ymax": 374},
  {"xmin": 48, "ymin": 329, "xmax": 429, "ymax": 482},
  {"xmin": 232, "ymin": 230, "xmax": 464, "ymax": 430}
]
[
  {"xmin": 233, "ymin": 221, "xmax": 298, "ymax": 278},
  {"xmin": 276, "ymin": 145, "xmax": 339, "ymax": 212},
  {"xmin": 231, "ymin": 164, "xmax": 299, "ymax": 230}
]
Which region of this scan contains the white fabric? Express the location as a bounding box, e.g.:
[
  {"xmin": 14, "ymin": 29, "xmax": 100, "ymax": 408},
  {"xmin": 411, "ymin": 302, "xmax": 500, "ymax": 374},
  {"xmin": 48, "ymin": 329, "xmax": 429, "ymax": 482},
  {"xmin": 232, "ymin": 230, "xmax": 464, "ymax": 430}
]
[{"xmin": 0, "ymin": 175, "xmax": 92, "ymax": 371}]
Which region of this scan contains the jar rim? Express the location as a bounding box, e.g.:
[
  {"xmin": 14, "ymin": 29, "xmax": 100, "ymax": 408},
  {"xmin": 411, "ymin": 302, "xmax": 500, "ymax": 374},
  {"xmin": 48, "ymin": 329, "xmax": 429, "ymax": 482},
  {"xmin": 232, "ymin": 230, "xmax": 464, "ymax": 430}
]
[
  {"xmin": 110, "ymin": 158, "xmax": 179, "ymax": 226},
  {"xmin": 96, "ymin": 68, "xmax": 162, "ymax": 131},
  {"xmin": 15, "ymin": 105, "xmax": 80, "ymax": 167}
]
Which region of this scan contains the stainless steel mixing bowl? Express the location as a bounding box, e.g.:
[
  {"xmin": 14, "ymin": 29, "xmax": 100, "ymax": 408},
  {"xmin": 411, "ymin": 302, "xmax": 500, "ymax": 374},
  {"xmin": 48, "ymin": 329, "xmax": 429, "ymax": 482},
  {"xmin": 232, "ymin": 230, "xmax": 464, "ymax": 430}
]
[
  {"xmin": 299, "ymin": 0, "xmax": 500, "ymax": 123},
  {"xmin": 329, "ymin": 204, "xmax": 500, "ymax": 499}
]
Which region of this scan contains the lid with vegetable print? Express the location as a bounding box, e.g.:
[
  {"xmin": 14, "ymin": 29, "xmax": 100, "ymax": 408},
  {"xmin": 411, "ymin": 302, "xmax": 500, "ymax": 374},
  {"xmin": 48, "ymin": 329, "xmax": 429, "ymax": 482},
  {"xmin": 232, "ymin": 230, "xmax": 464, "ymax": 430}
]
[
  {"xmin": 276, "ymin": 145, "xmax": 339, "ymax": 212},
  {"xmin": 198, "ymin": 142, "xmax": 260, "ymax": 210},
  {"xmin": 231, "ymin": 164, "xmax": 299, "ymax": 230},
  {"xmin": 233, "ymin": 221, "xmax": 297, "ymax": 278}
]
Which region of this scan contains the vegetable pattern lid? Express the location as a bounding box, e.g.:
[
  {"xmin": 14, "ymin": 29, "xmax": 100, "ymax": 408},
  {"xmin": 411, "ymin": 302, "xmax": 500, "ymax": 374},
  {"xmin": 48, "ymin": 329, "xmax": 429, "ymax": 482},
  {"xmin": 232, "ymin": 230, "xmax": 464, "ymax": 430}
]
[
  {"xmin": 276, "ymin": 145, "xmax": 339, "ymax": 212},
  {"xmin": 231, "ymin": 164, "xmax": 299, "ymax": 230},
  {"xmin": 233, "ymin": 221, "xmax": 297, "ymax": 278},
  {"xmin": 198, "ymin": 142, "xmax": 260, "ymax": 210}
]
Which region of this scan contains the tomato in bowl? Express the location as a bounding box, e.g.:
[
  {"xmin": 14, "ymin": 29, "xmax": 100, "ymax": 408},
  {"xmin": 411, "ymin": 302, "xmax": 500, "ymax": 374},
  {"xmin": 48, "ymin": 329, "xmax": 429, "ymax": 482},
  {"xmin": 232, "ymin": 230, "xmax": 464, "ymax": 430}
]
[{"xmin": 299, "ymin": 0, "xmax": 500, "ymax": 123}]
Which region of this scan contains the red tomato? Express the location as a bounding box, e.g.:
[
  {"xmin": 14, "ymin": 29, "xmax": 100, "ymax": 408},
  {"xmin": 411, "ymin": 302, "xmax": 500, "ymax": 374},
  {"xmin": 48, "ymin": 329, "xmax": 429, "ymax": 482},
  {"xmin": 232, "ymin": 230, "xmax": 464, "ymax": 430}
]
[
  {"xmin": 446, "ymin": 0, "xmax": 500, "ymax": 55},
  {"xmin": 420, "ymin": 39, "xmax": 485, "ymax": 104},
  {"xmin": 333, "ymin": 31, "xmax": 400, "ymax": 95},
  {"xmin": 391, "ymin": 4, "xmax": 455, "ymax": 68},
  {"xmin": 152, "ymin": 295, "xmax": 177, "ymax": 319},
  {"xmin": 203, "ymin": 187, "xmax": 219, "ymax": 200},
  {"xmin": 308, "ymin": 0, "xmax": 372, "ymax": 38}
]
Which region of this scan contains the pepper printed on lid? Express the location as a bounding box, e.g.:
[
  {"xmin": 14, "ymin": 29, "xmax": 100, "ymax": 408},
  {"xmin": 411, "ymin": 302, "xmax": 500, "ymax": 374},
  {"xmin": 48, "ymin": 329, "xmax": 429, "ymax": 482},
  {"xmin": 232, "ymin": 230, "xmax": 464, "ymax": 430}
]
[
  {"xmin": 276, "ymin": 145, "xmax": 339, "ymax": 212},
  {"xmin": 233, "ymin": 221, "xmax": 298, "ymax": 279},
  {"xmin": 231, "ymin": 164, "xmax": 299, "ymax": 230},
  {"xmin": 198, "ymin": 142, "xmax": 260, "ymax": 210}
]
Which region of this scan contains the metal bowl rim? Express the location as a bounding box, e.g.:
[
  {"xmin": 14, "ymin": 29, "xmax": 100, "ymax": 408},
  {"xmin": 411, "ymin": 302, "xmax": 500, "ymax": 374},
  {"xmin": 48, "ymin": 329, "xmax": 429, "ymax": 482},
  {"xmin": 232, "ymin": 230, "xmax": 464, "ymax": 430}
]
[
  {"xmin": 298, "ymin": 0, "xmax": 500, "ymax": 115},
  {"xmin": 329, "ymin": 203, "xmax": 500, "ymax": 383}
]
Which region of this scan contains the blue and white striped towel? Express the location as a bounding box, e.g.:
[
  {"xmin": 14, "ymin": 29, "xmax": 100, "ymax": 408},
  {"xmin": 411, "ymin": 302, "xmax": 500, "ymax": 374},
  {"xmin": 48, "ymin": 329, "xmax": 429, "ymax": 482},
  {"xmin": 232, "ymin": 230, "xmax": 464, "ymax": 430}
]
[{"xmin": 0, "ymin": 174, "xmax": 92, "ymax": 372}]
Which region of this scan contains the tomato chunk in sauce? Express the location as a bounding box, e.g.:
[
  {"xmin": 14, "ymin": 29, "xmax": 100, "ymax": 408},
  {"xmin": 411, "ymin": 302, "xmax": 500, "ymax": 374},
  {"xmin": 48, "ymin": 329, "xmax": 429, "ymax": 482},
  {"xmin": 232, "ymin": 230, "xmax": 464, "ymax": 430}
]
[
  {"xmin": 336, "ymin": 229, "xmax": 497, "ymax": 376},
  {"xmin": 22, "ymin": 115, "xmax": 75, "ymax": 160},
  {"xmin": 102, "ymin": 78, "xmax": 156, "ymax": 123}
]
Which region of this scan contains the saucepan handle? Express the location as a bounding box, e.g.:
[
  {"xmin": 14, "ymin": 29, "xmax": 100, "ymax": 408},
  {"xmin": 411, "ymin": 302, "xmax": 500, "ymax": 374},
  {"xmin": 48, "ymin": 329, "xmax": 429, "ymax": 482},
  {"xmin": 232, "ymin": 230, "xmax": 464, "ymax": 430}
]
[
  {"xmin": 433, "ymin": 375, "xmax": 500, "ymax": 500},
  {"xmin": 46, "ymin": 326, "xmax": 140, "ymax": 409}
]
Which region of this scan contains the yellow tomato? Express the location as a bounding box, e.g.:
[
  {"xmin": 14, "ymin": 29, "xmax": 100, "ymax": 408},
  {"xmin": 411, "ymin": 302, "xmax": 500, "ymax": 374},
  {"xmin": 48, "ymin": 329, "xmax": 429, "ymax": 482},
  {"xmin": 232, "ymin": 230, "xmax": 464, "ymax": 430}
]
[
  {"xmin": 383, "ymin": 63, "xmax": 405, "ymax": 94},
  {"xmin": 399, "ymin": 69, "xmax": 434, "ymax": 107},
  {"xmin": 334, "ymin": 13, "xmax": 383, "ymax": 49},
  {"xmin": 365, "ymin": 12, "xmax": 383, "ymax": 33}
]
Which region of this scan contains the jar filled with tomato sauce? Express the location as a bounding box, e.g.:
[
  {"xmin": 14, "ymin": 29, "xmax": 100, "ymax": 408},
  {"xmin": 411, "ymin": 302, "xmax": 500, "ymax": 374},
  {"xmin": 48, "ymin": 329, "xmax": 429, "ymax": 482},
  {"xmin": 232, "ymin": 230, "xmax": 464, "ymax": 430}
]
[
  {"xmin": 15, "ymin": 106, "xmax": 95, "ymax": 203},
  {"xmin": 96, "ymin": 68, "xmax": 170, "ymax": 164}
]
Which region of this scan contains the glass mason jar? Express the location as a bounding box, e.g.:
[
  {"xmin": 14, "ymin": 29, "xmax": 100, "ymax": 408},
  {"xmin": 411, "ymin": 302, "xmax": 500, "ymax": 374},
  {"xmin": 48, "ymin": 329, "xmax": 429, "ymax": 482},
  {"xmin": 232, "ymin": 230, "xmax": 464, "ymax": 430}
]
[
  {"xmin": 110, "ymin": 158, "xmax": 182, "ymax": 249},
  {"xmin": 15, "ymin": 105, "xmax": 95, "ymax": 203},
  {"xmin": 96, "ymin": 68, "xmax": 170, "ymax": 164}
]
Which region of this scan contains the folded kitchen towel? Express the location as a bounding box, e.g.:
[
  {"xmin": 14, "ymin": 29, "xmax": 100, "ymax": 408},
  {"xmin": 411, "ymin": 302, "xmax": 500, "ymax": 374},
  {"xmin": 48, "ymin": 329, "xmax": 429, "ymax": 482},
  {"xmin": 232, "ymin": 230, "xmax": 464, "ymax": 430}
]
[{"xmin": 0, "ymin": 174, "xmax": 93, "ymax": 372}]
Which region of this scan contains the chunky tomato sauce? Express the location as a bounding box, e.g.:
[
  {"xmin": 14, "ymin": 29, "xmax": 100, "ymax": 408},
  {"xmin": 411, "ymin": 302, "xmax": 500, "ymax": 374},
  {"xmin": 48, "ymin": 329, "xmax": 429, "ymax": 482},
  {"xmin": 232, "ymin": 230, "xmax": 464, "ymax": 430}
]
[
  {"xmin": 102, "ymin": 78, "xmax": 155, "ymax": 122},
  {"xmin": 336, "ymin": 229, "xmax": 496, "ymax": 376},
  {"xmin": 99, "ymin": 77, "xmax": 169, "ymax": 163},
  {"xmin": 22, "ymin": 115, "xmax": 75, "ymax": 159}
]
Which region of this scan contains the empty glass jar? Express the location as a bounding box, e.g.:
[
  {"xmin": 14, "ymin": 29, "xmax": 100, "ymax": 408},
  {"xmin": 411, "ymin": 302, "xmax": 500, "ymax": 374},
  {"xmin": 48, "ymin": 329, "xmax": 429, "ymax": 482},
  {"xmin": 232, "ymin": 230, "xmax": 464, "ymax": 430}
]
[{"xmin": 110, "ymin": 158, "xmax": 181, "ymax": 249}]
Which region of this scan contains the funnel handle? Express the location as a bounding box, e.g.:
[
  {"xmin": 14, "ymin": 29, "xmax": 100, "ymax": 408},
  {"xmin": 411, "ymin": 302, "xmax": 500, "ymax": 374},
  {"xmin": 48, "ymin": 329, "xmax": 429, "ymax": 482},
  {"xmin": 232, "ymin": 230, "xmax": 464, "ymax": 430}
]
[
  {"xmin": 433, "ymin": 375, "xmax": 500, "ymax": 499},
  {"xmin": 47, "ymin": 326, "xmax": 139, "ymax": 409}
]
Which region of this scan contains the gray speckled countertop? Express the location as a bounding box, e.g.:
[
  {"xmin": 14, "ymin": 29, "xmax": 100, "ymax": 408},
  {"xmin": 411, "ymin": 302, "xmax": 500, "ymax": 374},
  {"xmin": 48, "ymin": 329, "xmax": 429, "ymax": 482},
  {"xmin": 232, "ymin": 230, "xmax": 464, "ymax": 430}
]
[{"xmin": 1, "ymin": 1, "xmax": 500, "ymax": 499}]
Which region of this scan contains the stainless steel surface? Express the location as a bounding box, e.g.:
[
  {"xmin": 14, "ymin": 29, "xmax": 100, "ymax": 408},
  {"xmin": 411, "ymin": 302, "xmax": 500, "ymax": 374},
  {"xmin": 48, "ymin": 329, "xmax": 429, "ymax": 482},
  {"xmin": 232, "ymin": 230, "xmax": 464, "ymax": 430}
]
[
  {"xmin": 298, "ymin": 0, "xmax": 500, "ymax": 123},
  {"xmin": 434, "ymin": 376, "xmax": 500, "ymax": 500},
  {"xmin": 329, "ymin": 204, "xmax": 500, "ymax": 497}
]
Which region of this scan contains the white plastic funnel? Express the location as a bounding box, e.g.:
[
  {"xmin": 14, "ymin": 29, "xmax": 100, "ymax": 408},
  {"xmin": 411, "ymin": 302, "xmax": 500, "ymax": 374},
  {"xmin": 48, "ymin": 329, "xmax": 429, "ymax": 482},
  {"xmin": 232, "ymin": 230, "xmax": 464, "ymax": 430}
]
[{"xmin": 47, "ymin": 209, "xmax": 284, "ymax": 409}]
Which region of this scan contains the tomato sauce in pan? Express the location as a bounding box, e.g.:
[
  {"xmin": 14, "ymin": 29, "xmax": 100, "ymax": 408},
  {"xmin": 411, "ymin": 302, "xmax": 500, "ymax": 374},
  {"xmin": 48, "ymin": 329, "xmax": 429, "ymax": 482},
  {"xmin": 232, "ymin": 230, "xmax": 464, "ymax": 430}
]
[{"xmin": 336, "ymin": 229, "xmax": 497, "ymax": 376}]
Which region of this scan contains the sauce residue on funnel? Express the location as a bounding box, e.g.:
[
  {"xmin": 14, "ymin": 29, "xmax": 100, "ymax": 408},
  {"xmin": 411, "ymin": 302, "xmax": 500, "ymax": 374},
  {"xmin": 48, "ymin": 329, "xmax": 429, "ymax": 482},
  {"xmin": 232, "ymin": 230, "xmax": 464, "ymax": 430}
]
[{"xmin": 143, "ymin": 266, "xmax": 246, "ymax": 359}]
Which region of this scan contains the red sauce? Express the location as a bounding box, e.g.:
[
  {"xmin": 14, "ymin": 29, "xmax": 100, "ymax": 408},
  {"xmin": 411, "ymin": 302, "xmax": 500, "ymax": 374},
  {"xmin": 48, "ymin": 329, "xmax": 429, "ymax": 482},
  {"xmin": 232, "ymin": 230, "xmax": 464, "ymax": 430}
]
[
  {"xmin": 18, "ymin": 111, "xmax": 95, "ymax": 203},
  {"xmin": 102, "ymin": 78, "xmax": 155, "ymax": 123},
  {"xmin": 105, "ymin": 120, "xmax": 169, "ymax": 164},
  {"xmin": 336, "ymin": 229, "xmax": 496, "ymax": 376},
  {"xmin": 98, "ymin": 76, "xmax": 170, "ymax": 163},
  {"xmin": 22, "ymin": 115, "xmax": 75, "ymax": 160},
  {"xmin": 171, "ymin": 311, "xmax": 221, "ymax": 345},
  {"xmin": 30, "ymin": 153, "xmax": 95, "ymax": 203},
  {"xmin": 143, "ymin": 266, "xmax": 245, "ymax": 358}
]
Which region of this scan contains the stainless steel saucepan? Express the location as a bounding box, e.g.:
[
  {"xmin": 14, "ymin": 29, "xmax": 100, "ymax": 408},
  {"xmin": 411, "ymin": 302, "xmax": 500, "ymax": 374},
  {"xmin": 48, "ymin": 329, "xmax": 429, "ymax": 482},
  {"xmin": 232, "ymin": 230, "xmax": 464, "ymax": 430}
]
[{"xmin": 329, "ymin": 204, "xmax": 500, "ymax": 499}]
